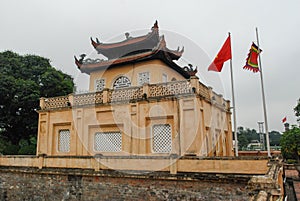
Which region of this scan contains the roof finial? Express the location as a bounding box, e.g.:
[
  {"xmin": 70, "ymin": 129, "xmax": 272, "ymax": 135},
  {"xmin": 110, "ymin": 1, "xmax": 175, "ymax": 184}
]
[
  {"xmin": 125, "ymin": 32, "xmax": 130, "ymax": 39},
  {"xmin": 152, "ymin": 20, "xmax": 159, "ymax": 31}
]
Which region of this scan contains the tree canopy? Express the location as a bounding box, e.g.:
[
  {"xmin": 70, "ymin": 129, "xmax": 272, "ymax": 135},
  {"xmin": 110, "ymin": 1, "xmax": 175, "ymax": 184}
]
[
  {"xmin": 237, "ymin": 126, "xmax": 282, "ymax": 150},
  {"xmin": 280, "ymin": 99, "xmax": 300, "ymax": 162},
  {"xmin": 0, "ymin": 51, "xmax": 74, "ymax": 154},
  {"xmin": 295, "ymin": 98, "xmax": 300, "ymax": 124},
  {"xmin": 280, "ymin": 126, "xmax": 300, "ymax": 162}
]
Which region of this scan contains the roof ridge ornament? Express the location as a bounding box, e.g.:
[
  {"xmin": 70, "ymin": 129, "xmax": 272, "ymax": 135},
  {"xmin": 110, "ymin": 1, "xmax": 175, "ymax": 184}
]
[
  {"xmin": 152, "ymin": 20, "xmax": 158, "ymax": 29},
  {"xmin": 183, "ymin": 64, "xmax": 198, "ymax": 76},
  {"xmin": 125, "ymin": 32, "xmax": 130, "ymax": 39}
]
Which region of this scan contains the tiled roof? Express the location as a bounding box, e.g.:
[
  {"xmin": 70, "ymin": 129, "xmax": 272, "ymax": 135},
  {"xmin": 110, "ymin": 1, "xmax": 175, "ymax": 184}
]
[
  {"xmin": 91, "ymin": 21, "xmax": 159, "ymax": 59},
  {"xmin": 75, "ymin": 35, "xmax": 188, "ymax": 78}
]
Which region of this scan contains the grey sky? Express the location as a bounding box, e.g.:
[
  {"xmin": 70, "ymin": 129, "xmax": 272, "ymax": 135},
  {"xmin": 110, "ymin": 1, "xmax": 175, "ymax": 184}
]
[{"xmin": 1, "ymin": 0, "xmax": 299, "ymax": 132}]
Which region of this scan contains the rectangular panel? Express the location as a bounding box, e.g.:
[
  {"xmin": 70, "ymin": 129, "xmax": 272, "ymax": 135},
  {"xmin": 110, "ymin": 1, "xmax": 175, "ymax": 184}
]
[
  {"xmin": 152, "ymin": 124, "xmax": 172, "ymax": 153},
  {"xmin": 58, "ymin": 129, "xmax": 70, "ymax": 152},
  {"xmin": 94, "ymin": 132, "xmax": 122, "ymax": 152}
]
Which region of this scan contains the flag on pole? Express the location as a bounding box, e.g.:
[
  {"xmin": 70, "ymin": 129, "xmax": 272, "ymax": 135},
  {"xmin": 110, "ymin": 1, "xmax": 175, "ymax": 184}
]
[
  {"xmin": 243, "ymin": 42, "xmax": 262, "ymax": 73},
  {"xmin": 208, "ymin": 36, "xmax": 232, "ymax": 72},
  {"xmin": 282, "ymin": 116, "xmax": 287, "ymax": 123}
]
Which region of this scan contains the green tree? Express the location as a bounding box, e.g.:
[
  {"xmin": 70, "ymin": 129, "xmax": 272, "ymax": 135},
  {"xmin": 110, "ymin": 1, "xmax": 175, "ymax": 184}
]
[
  {"xmin": 0, "ymin": 51, "xmax": 74, "ymax": 154},
  {"xmin": 280, "ymin": 126, "xmax": 300, "ymax": 162},
  {"xmin": 269, "ymin": 131, "xmax": 282, "ymax": 146},
  {"xmin": 295, "ymin": 98, "xmax": 300, "ymax": 124},
  {"xmin": 237, "ymin": 126, "xmax": 260, "ymax": 149}
]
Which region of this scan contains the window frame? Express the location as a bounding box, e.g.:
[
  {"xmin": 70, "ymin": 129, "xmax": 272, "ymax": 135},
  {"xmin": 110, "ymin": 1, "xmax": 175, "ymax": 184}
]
[
  {"xmin": 112, "ymin": 75, "xmax": 131, "ymax": 89},
  {"xmin": 151, "ymin": 124, "xmax": 172, "ymax": 153},
  {"xmin": 58, "ymin": 129, "xmax": 71, "ymax": 153},
  {"xmin": 162, "ymin": 73, "xmax": 168, "ymax": 83},
  {"xmin": 94, "ymin": 78, "xmax": 105, "ymax": 92},
  {"xmin": 138, "ymin": 71, "xmax": 150, "ymax": 86},
  {"xmin": 94, "ymin": 131, "xmax": 122, "ymax": 152}
]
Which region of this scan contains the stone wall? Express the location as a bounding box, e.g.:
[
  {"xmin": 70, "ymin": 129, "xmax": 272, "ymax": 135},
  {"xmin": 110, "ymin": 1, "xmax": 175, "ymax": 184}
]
[{"xmin": 0, "ymin": 167, "xmax": 252, "ymax": 201}]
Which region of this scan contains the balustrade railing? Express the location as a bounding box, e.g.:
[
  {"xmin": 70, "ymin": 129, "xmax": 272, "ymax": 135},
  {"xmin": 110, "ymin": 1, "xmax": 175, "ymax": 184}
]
[
  {"xmin": 149, "ymin": 80, "xmax": 192, "ymax": 98},
  {"xmin": 108, "ymin": 87, "xmax": 143, "ymax": 102},
  {"xmin": 198, "ymin": 83, "xmax": 210, "ymax": 100},
  {"xmin": 74, "ymin": 92, "xmax": 103, "ymax": 106},
  {"xmin": 40, "ymin": 79, "xmax": 229, "ymax": 110},
  {"xmin": 43, "ymin": 96, "xmax": 70, "ymax": 110}
]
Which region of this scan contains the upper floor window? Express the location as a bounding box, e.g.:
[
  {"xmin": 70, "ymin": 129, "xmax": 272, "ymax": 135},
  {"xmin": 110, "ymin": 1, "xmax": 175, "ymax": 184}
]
[
  {"xmin": 138, "ymin": 72, "xmax": 150, "ymax": 86},
  {"xmin": 162, "ymin": 74, "xmax": 168, "ymax": 83},
  {"xmin": 95, "ymin": 78, "xmax": 105, "ymax": 92},
  {"xmin": 58, "ymin": 129, "xmax": 70, "ymax": 152},
  {"xmin": 113, "ymin": 76, "xmax": 131, "ymax": 89}
]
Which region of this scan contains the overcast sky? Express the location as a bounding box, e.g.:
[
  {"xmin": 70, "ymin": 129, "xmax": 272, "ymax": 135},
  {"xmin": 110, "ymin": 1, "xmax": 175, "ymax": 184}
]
[{"xmin": 1, "ymin": 0, "xmax": 300, "ymax": 132}]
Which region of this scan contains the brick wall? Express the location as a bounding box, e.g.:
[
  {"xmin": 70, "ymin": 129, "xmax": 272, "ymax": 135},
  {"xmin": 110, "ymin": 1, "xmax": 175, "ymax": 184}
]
[{"xmin": 0, "ymin": 167, "xmax": 252, "ymax": 201}]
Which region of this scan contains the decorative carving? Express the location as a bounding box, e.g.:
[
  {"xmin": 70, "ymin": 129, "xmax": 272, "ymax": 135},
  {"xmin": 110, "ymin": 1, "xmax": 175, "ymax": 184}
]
[
  {"xmin": 74, "ymin": 92, "xmax": 103, "ymax": 106},
  {"xmin": 43, "ymin": 96, "xmax": 70, "ymax": 110},
  {"xmin": 82, "ymin": 58, "xmax": 104, "ymax": 64},
  {"xmin": 79, "ymin": 54, "xmax": 86, "ymax": 63},
  {"xmin": 138, "ymin": 72, "xmax": 150, "ymax": 86},
  {"xmin": 198, "ymin": 83, "xmax": 210, "ymax": 100},
  {"xmin": 183, "ymin": 64, "xmax": 198, "ymax": 76},
  {"xmin": 113, "ymin": 76, "xmax": 131, "ymax": 89},
  {"xmin": 125, "ymin": 32, "xmax": 131, "ymax": 39},
  {"xmin": 109, "ymin": 87, "xmax": 143, "ymax": 102},
  {"xmin": 95, "ymin": 79, "xmax": 105, "ymax": 92},
  {"xmin": 149, "ymin": 80, "xmax": 192, "ymax": 98}
]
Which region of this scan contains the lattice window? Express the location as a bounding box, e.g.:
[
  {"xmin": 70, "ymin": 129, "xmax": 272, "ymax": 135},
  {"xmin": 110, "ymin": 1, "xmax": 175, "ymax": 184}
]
[
  {"xmin": 113, "ymin": 76, "xmax": 131, "ymax": 89},
  {"xmin": 162, "ymin": 73, "xmax": 168, "ymax": 83},
  {"xmin": 138, "ymin": 72, "xmax": 150, "ymax": 86},
  {"xmin": 152, "ymin": 124, "xmax": 172, "ymax": 153},
  {"xmin": 95, "ymin": 78, "xmax": 105, "ymax": 91},
  {"xmin": 94, "ymin": 132, "xmax": 122, "ymax": 152},
  {"xmin": 58, "ymin": 130, "xmax": 70, "ymax": 152}
]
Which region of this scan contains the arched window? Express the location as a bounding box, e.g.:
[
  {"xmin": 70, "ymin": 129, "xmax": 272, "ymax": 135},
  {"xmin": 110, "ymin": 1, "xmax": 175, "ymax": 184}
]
[{"xmin": 113, "ymin": 76, "xmax": 131, "ymax": 89}]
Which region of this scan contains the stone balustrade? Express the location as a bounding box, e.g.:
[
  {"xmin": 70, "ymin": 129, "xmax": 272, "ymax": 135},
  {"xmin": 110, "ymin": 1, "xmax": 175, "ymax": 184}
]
[
  {"xmin": 148, "ymin": 80, "xmax": 192, "ymax": 97},
  {"xmin": 74, "ymin": 91, "xmax": 103, "ymax": 106},
  {"xmin": 39, "ymin": 78, "xmax": 230, "ymax": 111}
]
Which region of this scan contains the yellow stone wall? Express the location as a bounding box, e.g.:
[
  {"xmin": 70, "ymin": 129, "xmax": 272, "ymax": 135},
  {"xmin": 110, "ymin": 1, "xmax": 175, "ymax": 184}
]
[
  {"xmin": 37, "ymin": 95, "xmax": 233, "ymax": 157},
  {"xmin": 89, "ymin": 60, "xmax": 185, "ymax": 91},
  {"xmin": 37, "ymin": 59, "xmax": 233, "ymax": 159}
]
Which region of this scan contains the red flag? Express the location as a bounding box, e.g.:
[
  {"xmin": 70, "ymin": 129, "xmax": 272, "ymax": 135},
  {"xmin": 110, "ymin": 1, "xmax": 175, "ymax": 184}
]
[
  {"xmin": 243, "ymin": 42, "xmax": 262, "ymax": 73},
  {"xmin": 282, "ymin": 116, "xmax": 287, "ymax": 123},
  {"xmin": 208, "ymin": 36, "xmax": 232, "ymax": 72}
]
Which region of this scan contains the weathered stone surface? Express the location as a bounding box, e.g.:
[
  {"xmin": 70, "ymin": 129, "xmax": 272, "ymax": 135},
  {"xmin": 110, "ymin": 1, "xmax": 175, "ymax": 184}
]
[{"xmin": 0, "ymin": 167, "xmax": 253, "ymax": 201}]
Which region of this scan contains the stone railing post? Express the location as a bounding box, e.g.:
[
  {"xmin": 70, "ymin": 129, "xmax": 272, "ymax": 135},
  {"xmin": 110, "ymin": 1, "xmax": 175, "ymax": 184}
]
[
  {"xmin": 189, "ymin": 76, "xmax": 200, "ymax": 94},
  {"xmin": 38, "ymin": 154, "xmax": 45, "ymax": 169},
  {"xmin": 142, "ymin": 83, "xmax": 150, "ymax": 99},
  {"xmin": 40, "ymin": 97, "xmax": 45, "ymax": 109},
  {"xmin": 208, "ymin": 86, "xmax": 214, "ymax": 101},
  {"xmin": 68, "ymin": 94, "xmax": 74, "ymax": 106},
  {"xmin": 170, "ymin": 154, "xmax": 178, "ymax": 174},
  {"xmin": 226, "ymin": 100, "xmax": 231, "ymax": 111},
  {"xmin": 102, "ymin": 88, "xmax": 109, "ymax": 103}
]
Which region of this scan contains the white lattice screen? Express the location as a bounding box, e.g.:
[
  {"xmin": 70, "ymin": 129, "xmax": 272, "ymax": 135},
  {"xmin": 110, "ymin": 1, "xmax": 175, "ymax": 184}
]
[
  {"xmin": 152, "ymin": 124, "xmax": 172, "ymax": 153},
  {"xmin": 58, "ymin": 130, "xmax": 70, "ymax": 152},
  {"xmin": 94, "ymin": 132, "xmax": 122, "ymax": 152},
  {"xmin": 95, "ymin": 78, "xmax": 105, "ymax": 91},
  {"xmin": 138, "ymin": 72, "xmax": 150, "ymax": 86}
]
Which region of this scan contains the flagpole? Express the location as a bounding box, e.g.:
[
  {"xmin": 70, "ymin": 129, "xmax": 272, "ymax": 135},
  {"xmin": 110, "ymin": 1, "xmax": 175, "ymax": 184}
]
[
  {"xmin": 228, "ymin": 32, "xmax": 239, "ymax": 157},
  {"xmin": 256, "ymin": 27, "xmax": 271, "ymax": 157}
]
